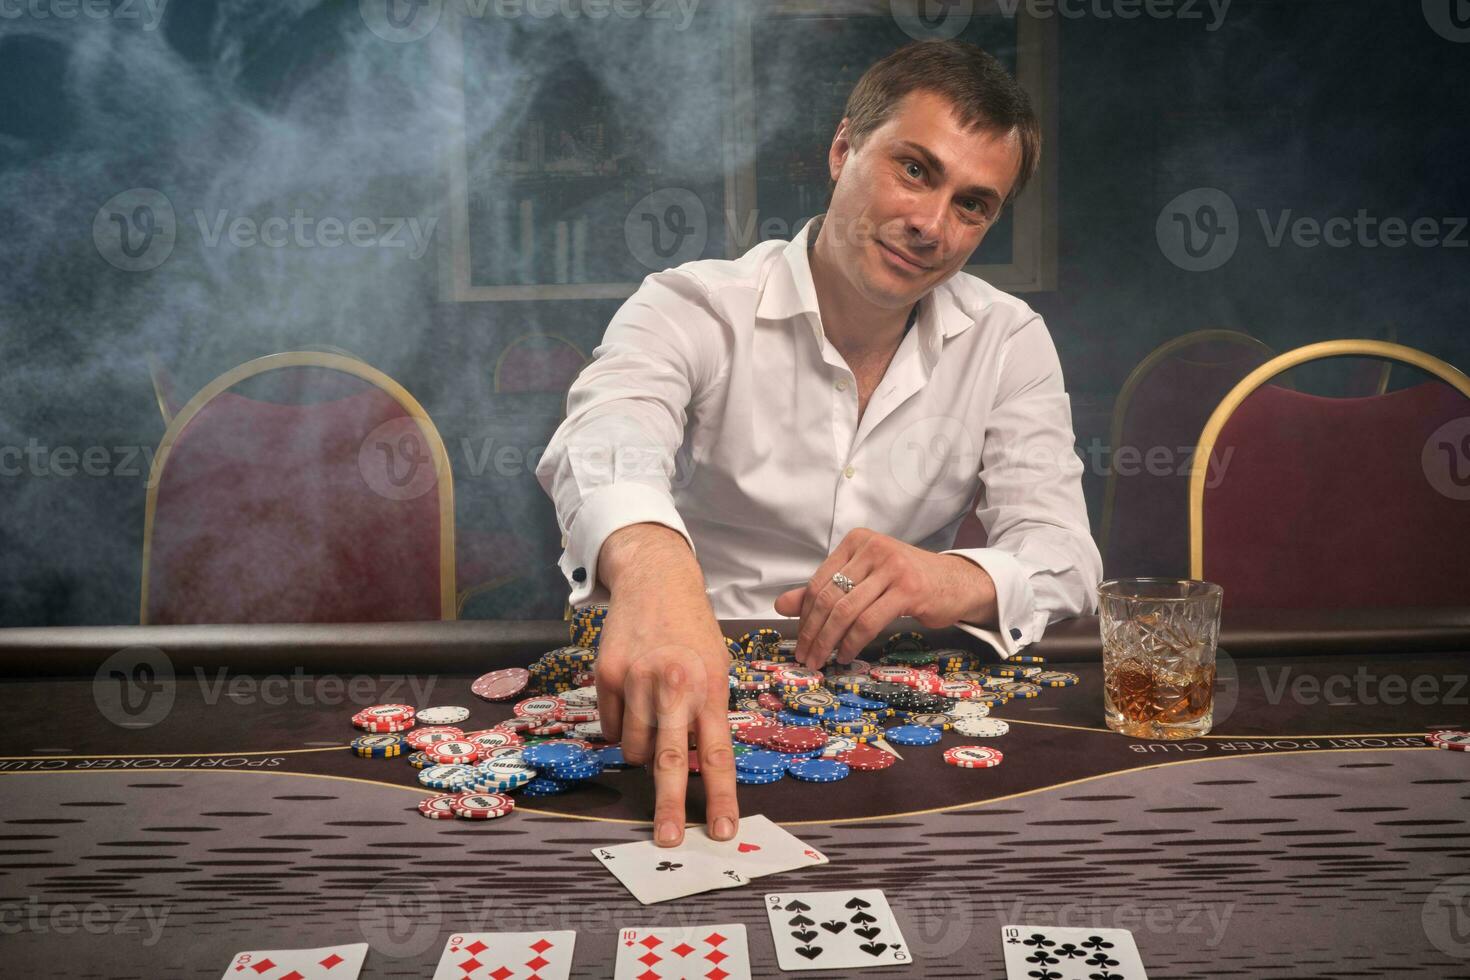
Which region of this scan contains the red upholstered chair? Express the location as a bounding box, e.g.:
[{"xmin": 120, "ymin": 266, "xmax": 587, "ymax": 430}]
[
  {"xmin": 1098, "ymin": 330, "xmax": 1280, "ymax": 580},
  {"xmin": 1190, "ymin": 340, "xmax": 1470, "ymax": 610},
  {"xmin": 493, "ymin": 332, "xmax": 589, "ymax": 396},
  {"xmin": 141, "ymin": 352, "xmax": 456, "ymax": 624}
]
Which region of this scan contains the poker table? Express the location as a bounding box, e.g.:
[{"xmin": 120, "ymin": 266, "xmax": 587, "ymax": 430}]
[{"xmin": 3, "ymin": 608, "xmax": 1469, "ymax": 978}]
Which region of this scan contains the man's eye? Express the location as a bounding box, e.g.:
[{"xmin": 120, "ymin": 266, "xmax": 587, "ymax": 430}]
[{"xmin": 904, "ymin": 161, "xmax": 923, "ymax": 180}]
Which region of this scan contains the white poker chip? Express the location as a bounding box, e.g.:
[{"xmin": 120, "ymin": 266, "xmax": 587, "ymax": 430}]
[
  {"xmin": 953, "ymin": 716, "xmax": 1009, "ymax": 738},
  {"xmin": 949, "ymin": 701, "xmax": 992, "ymax": 720},
  {"xmin": 416, "ymin": 705, "xmax": 471, "ymax": 725},
  {"xmin": 572, "ymin": 720, "xmax": 607, "ymax": 741},
  {"xmin": 821, "ymin": 736, "xmax": 858, "ymax": 757}
]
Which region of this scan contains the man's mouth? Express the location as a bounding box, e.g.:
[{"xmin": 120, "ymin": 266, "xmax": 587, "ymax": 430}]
[{"xmin": 879, "ymin": 240, "xmax": 929, "ymax": 273}]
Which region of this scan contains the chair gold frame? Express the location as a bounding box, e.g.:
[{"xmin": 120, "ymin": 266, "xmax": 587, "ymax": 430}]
[
  {"xmin": 1188, "ymin": 339, "xmax": 1470, "ymax": 580},
  {"xmin": 1098, "ymin": 329, "xmax": 1278, "ymax": 564},
  {"xmin": 140, "ymin": 351, "xmax": 458, "ymax": 623}
]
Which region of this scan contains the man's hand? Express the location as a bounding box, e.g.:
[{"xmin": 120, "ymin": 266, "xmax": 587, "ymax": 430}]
[
  {"xmin": 595, "ymin": 524, "xmax": 739, "ymax": 847},
  {"xmin": 773, "ymin": 528, "xmax": 998, "ymax": 669}
]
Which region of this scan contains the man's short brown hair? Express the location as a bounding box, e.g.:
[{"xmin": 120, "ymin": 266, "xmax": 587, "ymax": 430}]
[{"xmin": 835, "ymin": 39, "xmax": 1041, "ymax": 209}]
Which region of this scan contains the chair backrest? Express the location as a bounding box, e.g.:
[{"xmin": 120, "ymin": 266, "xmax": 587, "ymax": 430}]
[
  {"xmin": 1100, "ymin": 330, "xmax": 1278, "ymax": 579},
  {"xmin": 494, "ymin": 333, "xmax": 589, "ymax": 395},
  {"xmin": 1190, "ymin": 340, "xmax": 1470, "ymax": 609},
  {"xmin": 142, "ymin": 352, "xmax": 456, "ymax": 624}
]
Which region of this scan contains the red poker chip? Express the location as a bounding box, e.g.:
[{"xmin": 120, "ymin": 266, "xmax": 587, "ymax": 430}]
[
  {"xmin": 837, "ymin": 744, "xmax": 895, "ymax": 771},
  {"xmin": 353, "ymin": 717, "xmax": 415, "ymax": 733},
  {"xmin": 494, "ymin": 717, "xmax": 543, "ymax": 734},
  {"xmin": 734, "ymin": 724, "xmax": 782, "ymax": 747},
  {"xmin": 357, "ymin": 703, "xmax": 415, "ymax": 722},
  {"xmin": 769, "ymin": 726, "xmax": 828, "ymax": 752},
  {"xmin": 426, "ymin": 740, "xmax": 480, "ymax": 764},
  {"xmin": 405, "ymin": 727, "xmax": 465, "ymax": 750},
  {"xmin": 417, "ymin": 794, "xmax": 460, "ymax": 820},
  {"xmin": 558, "ymin": 706, "xmax": 600, "ymax": 723},
  {"xmin": 944, "ymin": 745, "xmax": 1004, "ymax": 769},
  {"xmin": 513, "ymin": 696, "xmax": 565, "ymax": 719},
  {"xmin": 1428, "ymin": 730, "xmax": 1470, "ymax": 751},
  {"xmin": 449, "ymin": 791, "xmax": 516, "ymax": 820},
  {"xmin": 464, "ymin": 729, "xmax": 521, "ymax": 750},
  {"xmin": 527, "ymin": 721, "xmax": 573, "ymax": 736},
  {"xmin": 756, "ymin": 692, "xmax": 784, "ymax": 712},
  {"xmin": 472, "ymin": 668, "xmax": 531, "ymax": 702}
]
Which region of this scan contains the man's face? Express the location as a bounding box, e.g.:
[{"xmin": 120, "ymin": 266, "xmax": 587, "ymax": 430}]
[{"xmin": 822, "ymin": 89, "xmax": 1024, "ymax": 312}]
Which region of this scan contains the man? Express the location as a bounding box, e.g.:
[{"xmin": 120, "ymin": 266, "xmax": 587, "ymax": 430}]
[{"xmin": 535, "ymin": 40, "xmax": 1102, "ymax": 848}]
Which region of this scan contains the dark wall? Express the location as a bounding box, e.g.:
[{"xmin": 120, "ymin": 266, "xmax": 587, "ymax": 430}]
[{"xmin": 1, "ymin": 0, "xmax": 1466, "ymax": 626}]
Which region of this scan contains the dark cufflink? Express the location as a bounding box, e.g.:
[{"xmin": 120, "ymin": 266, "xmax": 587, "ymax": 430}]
[
  {"xmin": 1010, "ymin": 627, "xmax": 1022, "ymax": 641},
  {"xmin": 572, "ymin": 567, "xmax": 587, "ymax": 583}
]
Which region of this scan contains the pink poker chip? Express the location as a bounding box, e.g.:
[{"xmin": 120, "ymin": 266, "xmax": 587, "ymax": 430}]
[{"xmin": 472, "ymin": 668, "xmax": 530, "ymax": 702}]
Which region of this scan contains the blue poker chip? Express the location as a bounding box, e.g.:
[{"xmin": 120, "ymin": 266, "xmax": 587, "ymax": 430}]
[
  {"xmin": 595, "ymin": 745, "xmax": 629, "ymax": 768},
  {"xmin": 521, "ymin": 775, "xmax": 575, "ymax": 796},
  {"xmin": 522, "ymin": 743, "xmax": 589, "ymax": 768},
  {"xmin": 544, "ymin": 758, "xmax": 603, "ymax": 781},
  {"xmin": 776, "ymin": 746, "xmax": 824, "ymax": 760},
  {"xmin": 735, "ymin": 767, "xmax": 785, "ymax": 785},
  {"xmin": 826, "ymin": 705, "xmax": 863, "ymax": 724},
  {"xmin": 735, "ymin": 750, "xmax": 789, "ymax": 774},
  {"xmin": 787, "ymin": 758, "xmax": 850, "ymax": 782},
  {"xmin": 885, "ymin": 724, "xmax": 943, "ymax": 746},
  {"xmin": 837, "ymin": 692, "xmax": 889, "ymax": 711},
  {"xmin": 776, "ymin": 710, "xmax": 822, "ymax": 728}
]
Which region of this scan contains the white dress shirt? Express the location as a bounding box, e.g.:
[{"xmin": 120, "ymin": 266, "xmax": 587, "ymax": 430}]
[{"xmin": 534, "ymin": 215, "xmax": 1102, "ymax": 656}]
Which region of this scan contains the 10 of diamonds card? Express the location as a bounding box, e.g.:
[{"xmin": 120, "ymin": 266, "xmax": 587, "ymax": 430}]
[{"xmin": 613, "ymin": 924, "xmax": 752, "ymax": 980}]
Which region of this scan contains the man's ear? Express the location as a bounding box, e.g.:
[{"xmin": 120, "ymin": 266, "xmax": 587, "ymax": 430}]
[{"xmin": 828, "ymin": 117, "xmax": 854, "ymax": 183}]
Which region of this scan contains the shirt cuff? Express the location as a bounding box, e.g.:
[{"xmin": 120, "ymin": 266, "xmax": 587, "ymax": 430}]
[
  {"xmin": 940, "ymin": 546, "xmax": 1043, "ymax": 659},
  {"xmin": 560, "ymin": 482, "xmax": 695, "ymax": 608}
]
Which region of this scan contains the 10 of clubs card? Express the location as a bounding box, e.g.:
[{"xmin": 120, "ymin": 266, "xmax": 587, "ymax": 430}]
[
  {"xmin": 1000, "ymin": 925, "xmax": 1149, "ymax": 980},
  {"xmin": 764, "ymin": 889, "xmax": 910, "ymax": 970}
]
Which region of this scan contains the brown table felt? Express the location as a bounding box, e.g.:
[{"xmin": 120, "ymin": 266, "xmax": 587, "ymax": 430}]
[{"xmin": 1, "ymin": 618, "xmax": 1468, "ymax": 978}]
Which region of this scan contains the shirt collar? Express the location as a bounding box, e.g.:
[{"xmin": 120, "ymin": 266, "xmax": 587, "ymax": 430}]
[{"xmin": 755, "ymin": 214, "xmax": 981, "ymax": 357}]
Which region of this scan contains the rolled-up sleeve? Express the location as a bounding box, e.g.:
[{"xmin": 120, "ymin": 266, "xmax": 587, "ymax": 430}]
[
  {"xmin": 943, "ymin": 314, "xmax": 1104, "ymax": 657},
  {"xmin": 534, "ymin": 270, "xmax": 716, "ymax": 607}
]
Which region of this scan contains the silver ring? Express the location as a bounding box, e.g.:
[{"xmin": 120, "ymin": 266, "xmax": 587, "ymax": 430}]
[{"xmin": 832, "ymin": 572, "xmax": 856, "ymax": 593}]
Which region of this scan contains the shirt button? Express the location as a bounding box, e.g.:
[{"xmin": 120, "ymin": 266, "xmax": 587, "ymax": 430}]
[
  {"xmin": 843, "ymin": 465, "xmax": 855, "ymax": 479},
  {"xmin": 835, "ymin": 379, "xmax": 849, "ymax": 391}
]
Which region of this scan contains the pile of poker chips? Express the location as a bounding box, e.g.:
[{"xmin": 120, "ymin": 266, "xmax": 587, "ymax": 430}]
[
  {"xmin": 569, "ymin": 602, "xmax": 608, "ymax": 649},
  {"xmin": 426, "ymin": 623, "xmax": 1083, "ymax": 807}
]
